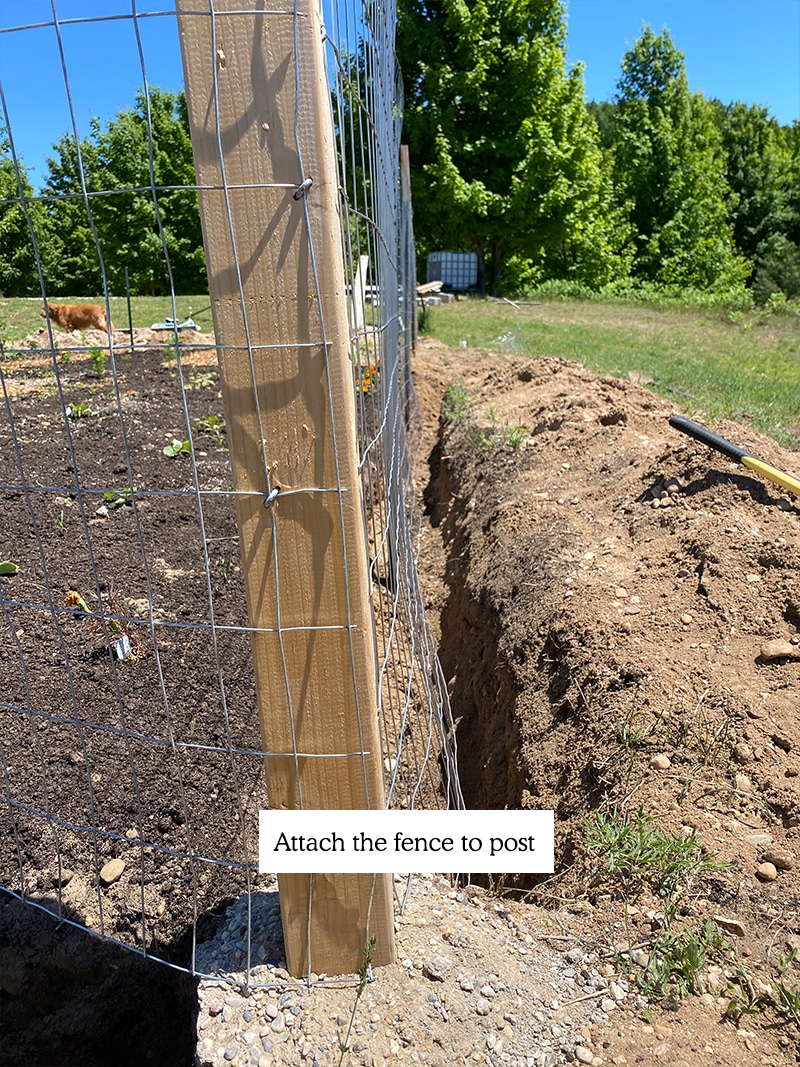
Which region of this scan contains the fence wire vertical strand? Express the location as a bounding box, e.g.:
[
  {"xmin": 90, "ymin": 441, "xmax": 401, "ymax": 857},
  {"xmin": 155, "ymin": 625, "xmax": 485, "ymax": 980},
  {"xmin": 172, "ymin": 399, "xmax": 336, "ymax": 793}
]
[{"xmin": 0, "ymin": 0, "xmax": 462, "ymax": 984}]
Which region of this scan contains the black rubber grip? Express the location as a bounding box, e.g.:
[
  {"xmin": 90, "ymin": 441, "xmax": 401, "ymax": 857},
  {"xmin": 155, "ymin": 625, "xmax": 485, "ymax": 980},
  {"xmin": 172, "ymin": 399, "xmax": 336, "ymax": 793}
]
[{"xmin": 668, "ymin": 415, "xmax": 751, "ymax": 463}]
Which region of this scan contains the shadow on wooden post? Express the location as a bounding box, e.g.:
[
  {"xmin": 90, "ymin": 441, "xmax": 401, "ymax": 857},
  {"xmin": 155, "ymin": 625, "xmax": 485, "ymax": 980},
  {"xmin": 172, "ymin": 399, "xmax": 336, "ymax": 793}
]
[{"xmin": 176, "ymin": 0, "xmax": 395, "ymax": 976}]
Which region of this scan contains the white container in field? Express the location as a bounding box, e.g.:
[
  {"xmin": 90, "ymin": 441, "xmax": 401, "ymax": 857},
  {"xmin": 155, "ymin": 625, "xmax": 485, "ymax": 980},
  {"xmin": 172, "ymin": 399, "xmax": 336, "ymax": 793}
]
[{"xmin": 426, "ymin": 251, "xmax": 478, "ymax": 291}]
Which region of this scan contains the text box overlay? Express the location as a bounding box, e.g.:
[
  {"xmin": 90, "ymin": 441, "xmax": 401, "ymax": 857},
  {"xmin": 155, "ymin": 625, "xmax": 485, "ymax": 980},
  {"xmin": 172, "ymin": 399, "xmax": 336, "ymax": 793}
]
[{"xmin": 259, "ymin": 809, "xmax": 554, "ymax": 873}]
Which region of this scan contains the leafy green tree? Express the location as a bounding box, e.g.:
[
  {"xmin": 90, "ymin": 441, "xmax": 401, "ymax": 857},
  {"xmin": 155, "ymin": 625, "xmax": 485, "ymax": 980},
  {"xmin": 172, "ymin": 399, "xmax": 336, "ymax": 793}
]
[
  {"xmin": 397, "ymin": 0, "xmax": 626, "ymax": 293},
  {"xmin": 42, "ymin": 88, "xmax": 205, "ymax": 295},
  {"xmin": 0, "ymin": 138, "xmax": 55, "ymax": 296},
  {"xmin": 611, "ymin": 26, "xmax": 750, "ymax": 292}
]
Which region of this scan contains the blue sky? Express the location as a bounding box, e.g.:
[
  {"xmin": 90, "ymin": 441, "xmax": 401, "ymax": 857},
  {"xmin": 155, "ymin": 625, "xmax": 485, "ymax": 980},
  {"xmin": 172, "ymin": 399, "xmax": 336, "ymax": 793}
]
[
  {"xmin": 1, "ymin": 1, "xmax": 799, "ymax": 189},
  {"xmin": 566, "ymin": 0, "xmax": 800, "ymax": 122}
]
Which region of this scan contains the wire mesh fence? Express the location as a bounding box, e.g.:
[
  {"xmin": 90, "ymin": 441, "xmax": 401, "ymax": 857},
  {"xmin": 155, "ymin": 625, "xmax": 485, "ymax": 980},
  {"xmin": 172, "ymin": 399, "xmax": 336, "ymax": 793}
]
[{"xmin": 0, "ymin": 0, "xmax": 462, "ymax": 983}]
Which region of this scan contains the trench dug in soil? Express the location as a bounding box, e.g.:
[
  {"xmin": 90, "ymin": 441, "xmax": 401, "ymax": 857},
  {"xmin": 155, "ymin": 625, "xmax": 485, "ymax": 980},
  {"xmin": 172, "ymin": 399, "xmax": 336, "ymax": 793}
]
[
  {"xmin": 413, "ymin": 336, "xmax": 800, "ymax": 950},
  {"xmin": 2, "ymin": 326, "xmax": 800, "ymax": 1065}
]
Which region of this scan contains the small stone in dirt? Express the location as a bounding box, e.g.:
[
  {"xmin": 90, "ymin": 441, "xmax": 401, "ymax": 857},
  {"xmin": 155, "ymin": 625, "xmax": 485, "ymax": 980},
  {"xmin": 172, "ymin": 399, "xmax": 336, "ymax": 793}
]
[
  {"xmin": 223, "ymin": 1046, "xmax": 239, "ymax": 1062},
  {"xmin": 714, "ymin": 916, "xmax": 746, "ymax": 938},
  {"xmin": 649, "ymin": 754, "xmax": 671, "ymax": 770},
  {"xmin": 459, "ymin": 975, "xmax": 477, "ymax": 991},
  {"xmin": 733, "ymin": 742, "xmax": 753, "ymax": 765},
  {"xmin": 270, "ymin": 1013, "xmax": 285, "ymax": 1033},
  {"xmin": 264, "ymin": 1003, "xmax": 279, "ymax": 1020},
  {"xmin": 575, "ymin": 1047, "xmax": 594, "ymax": 1065},
  {"xmin": 99, "ymin": 858, "xmax": 125, "ymax": 886},
  {"xmin": 680, "ymin": 613, "xmax": 693, "ymax": 625},
  {"xmin": 734, "ymin": 773, "xmax": 752, "ymax": 792},
  {"xmin": 422, "ymin": 955, "xmax": 452, "ymax": 981},
  {"xmin": 756, "ymin": 862, "xmax": 778, "ymax": 882},
  {"xmin": 761, "ymin": 639, "xmax": 800, "ymax": 660},
  {"xmin": 761, "ymin": 848, "xmax": 794, "ymax": 870},
  {"xmin": 475, "ymin": 998, "xmax": 491, "ymax": 1016}
]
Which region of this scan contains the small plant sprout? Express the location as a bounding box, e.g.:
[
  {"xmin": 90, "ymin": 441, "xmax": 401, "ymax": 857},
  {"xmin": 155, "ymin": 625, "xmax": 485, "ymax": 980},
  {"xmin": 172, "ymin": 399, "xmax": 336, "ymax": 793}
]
[
  {"xmin": 90, "ymin": 347, "xmax": 106, "ymax": 377},
  {"xmin": 90, "ymin": 581, "xmax": 144, "ymax": 661},
  {"xmin": 193, "ymin": 414, "xmax": 227, "ymax": 447},
  {"xmin": 66, "ymin": 402, "xmax": 95, "ymax": 419},
  {"xmin": 0, "ymin": 560, "xmax": 19, "ymax": 576},
  {"xmin": 186, "ymin": 370, "xmax": 216, "ymax": 391},
  {"xmin": 103, "ymin": 486, "xmax": 136, "ymax": 508},
  {"xmin": 336, "ymin": 935, "xmax": 376, "ymax": 1067},
  {"xmin": 163, "ymin": 437, "xmax": 192, "ymax": 458}
]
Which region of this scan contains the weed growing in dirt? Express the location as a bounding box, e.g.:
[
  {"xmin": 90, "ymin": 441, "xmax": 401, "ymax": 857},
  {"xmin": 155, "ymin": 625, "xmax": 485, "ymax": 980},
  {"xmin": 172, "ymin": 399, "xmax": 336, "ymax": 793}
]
[
  {"xmin": 163, "ymin": 437, "xmax": 192, "ymax": 458},
  {"xmin": 51, "ymin": 509, "xmax": 65, "ymax": 536},
  {"xmin": 336, "ymin": 935, "xmax": 376, "ymax": 1067},
  {"xmin": 441, "ymin": 379, "xmax": 470, "ymax": 425},
  {"xmin": 640, "ymin": 920, "xmax": 728, "ymax": 1000},
  {"xmin": 726, "ymin": 951, "xmax": 800, "ymax": 1033},
  {"xmin": 587, "ymin": 809, "xmax": 729, "ymax": 922}
]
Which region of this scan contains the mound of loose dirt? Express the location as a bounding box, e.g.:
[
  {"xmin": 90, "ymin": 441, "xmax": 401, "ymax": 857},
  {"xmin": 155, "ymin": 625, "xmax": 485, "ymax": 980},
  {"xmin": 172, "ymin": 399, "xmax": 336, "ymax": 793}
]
[{"xmin": 410, "ymin": 337, "xmax": 800, "ymax": 1063}]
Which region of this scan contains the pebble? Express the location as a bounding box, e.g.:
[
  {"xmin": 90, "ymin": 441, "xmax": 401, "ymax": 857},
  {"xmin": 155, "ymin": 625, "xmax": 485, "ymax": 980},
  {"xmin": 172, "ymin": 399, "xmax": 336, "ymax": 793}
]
[
  {"xmin": 270, "ymin": 1014, "xmax": 285, "ymax": 1034},
  {"xmin": 761, "ymin": 848, "xmax": 794, "ymax": 870},
  {"xmin": 575, "ymin": 1047, "xmax": 594, "ymax": 1065},
  {"xmin": 680, "ymin": 613, "xmax": 693, "ymax": 625},
  {"xmin": 223, "ymin": 1046, "xmax": 239, "ymax": 1062},
  {"xmin": 99, "ymin": 858, "xmax": 125, "ymax": 886},
  {"xmin": 761, "ymin": 639, "xmax": 800, "ymax": 660},
  {"xmin": 422, "ymin": 955, "xmax": 452, "ymax": 981},
  {"xmin": 649, "ymin": 754, "xmax": 671, "ymax": 771},
  {"xmin": 475, "ymin": 998, "xmax": 492, "ymax": 1016},
  {"xmin": 734, "ymin": 773, "xmax": 752, "ymax": 792},
  {"xmin": 757, "ymin": 862, "xmax": 778, "ymax": 882},
  {"xmin": 714, "ymin": 916, "xmax": 746, "ymax": 938}
]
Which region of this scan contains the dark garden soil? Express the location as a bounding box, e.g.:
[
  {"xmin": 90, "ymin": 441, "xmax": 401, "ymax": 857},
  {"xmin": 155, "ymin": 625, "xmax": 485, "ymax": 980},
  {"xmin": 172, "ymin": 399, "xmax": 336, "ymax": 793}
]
[{"xmin": 0, "ymin": 328, "xmax": 265, "ymax": 963}]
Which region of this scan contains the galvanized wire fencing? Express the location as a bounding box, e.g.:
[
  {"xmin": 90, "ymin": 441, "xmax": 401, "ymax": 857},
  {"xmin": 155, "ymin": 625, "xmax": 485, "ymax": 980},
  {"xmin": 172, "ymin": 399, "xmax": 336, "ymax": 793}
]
[{"xmin": 0, "ymin": 0, "xmax": 462, "ymax": 983}]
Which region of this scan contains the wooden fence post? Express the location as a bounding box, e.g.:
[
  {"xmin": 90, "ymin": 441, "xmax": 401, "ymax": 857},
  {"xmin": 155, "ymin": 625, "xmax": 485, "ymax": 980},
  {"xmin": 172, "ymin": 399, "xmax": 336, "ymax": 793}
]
[{"xmin": 176, "ymin": 0, "xmax": 395, "ymax": 975}]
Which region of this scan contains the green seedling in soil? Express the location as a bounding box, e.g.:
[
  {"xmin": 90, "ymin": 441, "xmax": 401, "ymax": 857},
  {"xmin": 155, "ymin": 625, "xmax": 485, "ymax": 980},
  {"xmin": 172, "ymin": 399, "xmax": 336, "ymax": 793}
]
[
  {"xmin": 90, "ymin": 347, "xmax": 106, "ymax": 377},
  {"xmin": 336, "ymin": 934, "xmax": 376, "ymax": 1067},
  {"xmin": 163, "ymin": 437, "xmax": 192, "ymax": 458},
  {"xmin": 194, "ymin": 414, "xmax": 227, "ymax": 446},
  {"xmin": 103, "ymin": 486, "xmax": 136, "ymax": 508},
  {"xmin": 66, "ymin": 402, "xmax": 95, "ymax": 419},
  {"xmin": 51, "ymin": 509, "xmax": 65, "ymax": 536},
  {"xmin": 186, "ymin": 370, "xmax": 217, "ymax": 390},
  {"xmin": 0, "ymin": 560, "xmax": 18, "ymax": 576}
]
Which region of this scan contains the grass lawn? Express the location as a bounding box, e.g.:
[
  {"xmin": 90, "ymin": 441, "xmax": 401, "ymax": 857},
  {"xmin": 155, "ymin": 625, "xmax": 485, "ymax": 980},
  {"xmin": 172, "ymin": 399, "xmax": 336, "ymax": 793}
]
[
  {"xmin": 0, "ymin": 295, "xmax": 213, "ymax": 340},
  {"xmin": 423, "ymin": 296, "xmax": 800, "ymax": 449}
]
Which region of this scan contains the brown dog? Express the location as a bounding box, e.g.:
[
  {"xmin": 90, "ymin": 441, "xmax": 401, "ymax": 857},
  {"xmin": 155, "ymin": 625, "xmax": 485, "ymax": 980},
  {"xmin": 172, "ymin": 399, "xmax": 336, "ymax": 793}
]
[{"xmin": 42, "ymin": 303, "xmax": 114, "ymax": 334}]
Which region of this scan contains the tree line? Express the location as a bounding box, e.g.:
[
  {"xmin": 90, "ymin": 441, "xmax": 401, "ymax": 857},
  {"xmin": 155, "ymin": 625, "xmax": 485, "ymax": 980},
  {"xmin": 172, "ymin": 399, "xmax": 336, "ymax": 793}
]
[
  {"xmin": 0, "ymin": 87, "xmax": 205, "ymax": 299},
  {"xmin": 396, "ymin": 0, "xmax": 800, "ymax": 300},
  {"xmin": 1, "ymin": 3, "xmax": 799, "ymax": 302}
]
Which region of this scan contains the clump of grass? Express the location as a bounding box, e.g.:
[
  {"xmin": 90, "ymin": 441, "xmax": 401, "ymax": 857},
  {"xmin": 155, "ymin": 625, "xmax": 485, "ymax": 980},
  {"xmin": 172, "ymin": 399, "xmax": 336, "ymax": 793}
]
[
  {"xmin": 587, "ymin": 809, "xmax": 729, "ymax": 921},
  {"xmin": 441, "ymin": 378, "xmax": 470, "ymax": 426}
]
